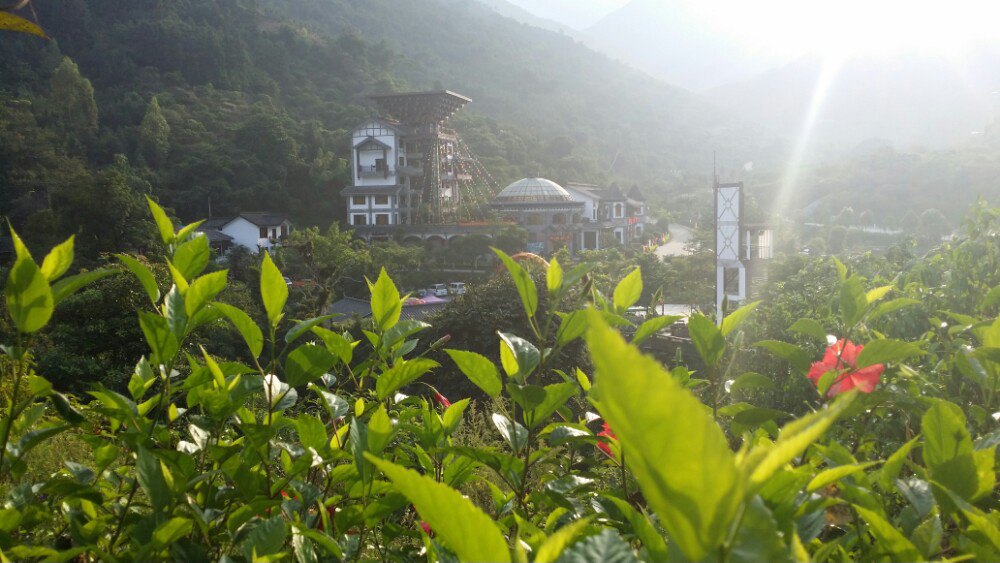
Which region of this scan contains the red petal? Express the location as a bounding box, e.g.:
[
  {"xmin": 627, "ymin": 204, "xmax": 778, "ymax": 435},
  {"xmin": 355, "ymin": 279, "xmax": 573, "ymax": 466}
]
[{"xmin": 849, "ymin": 365, "xmax": 883, "ymax": 393}]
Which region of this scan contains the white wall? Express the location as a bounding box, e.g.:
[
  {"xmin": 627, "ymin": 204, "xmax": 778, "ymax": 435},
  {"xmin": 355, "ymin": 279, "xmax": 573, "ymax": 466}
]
[
  {"xmin": 352, "ymin": 120, "xmax": 399, "ymax": 188},
  {"xmin": 221, "ymin": 217, "xmax": 269, "ymax": 251},
  {"xmin": 564, "ymin": 185, "xmax": 597, "ymax": 220}
]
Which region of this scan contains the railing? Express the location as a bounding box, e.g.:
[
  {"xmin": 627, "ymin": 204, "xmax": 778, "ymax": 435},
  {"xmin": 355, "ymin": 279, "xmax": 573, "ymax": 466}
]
[{"xmin": 358, "ymin": 165, "xmax": 393, "ymax": 179}]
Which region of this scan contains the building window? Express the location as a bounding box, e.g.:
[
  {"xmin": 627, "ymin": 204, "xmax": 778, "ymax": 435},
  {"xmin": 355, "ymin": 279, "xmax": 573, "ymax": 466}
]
[
  {"xmin": 572, "ymin": 213, "xmax": 581, "ymax": 224},
  {"xmin": 374, "ymin": 195, "xmax": 389, "ymax": 205},
  {"xmin": 281, "ymin": 225, "xmax": 289, "ymax": 237},
  {"xmin": 353, "ymin": 214, "xmax": 367, "ymax": 226},
  {"xmin": 352, "ymin": 196, "xmax": 366, "ymax": 206},
  {"xmin": 552, "ymin": 213, "xmax": 566, "ymax": 225},
  {"xmin": 527, "ymin": 214, "xmax": 543, "ymax": 226},
  {"xmin": 614, "ymin": 203, "xmax": 624, "ymax": 218},
  {"xmin": 375, "ymin": 214, "xmax": 390, "ymax": 225},
  {"xmin": 259, "ymin": 227, "xmax": 267, "ymax": 238}
]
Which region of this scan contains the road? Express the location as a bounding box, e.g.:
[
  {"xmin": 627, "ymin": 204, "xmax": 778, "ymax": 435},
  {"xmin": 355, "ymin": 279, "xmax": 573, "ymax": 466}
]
[{"xmin": 654, "ymin": 224, "xmax": 694, "ymax": 258}]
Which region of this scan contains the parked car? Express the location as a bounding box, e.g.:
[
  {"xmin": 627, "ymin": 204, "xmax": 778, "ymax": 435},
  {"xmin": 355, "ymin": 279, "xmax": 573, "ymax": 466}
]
[
  {"xmin": 430, "ymin": 283, "xmax": 448, "ymax": 297},
  {"xmin": 448, "ymin": 282, "xmax": 467, "ymax": 295}
]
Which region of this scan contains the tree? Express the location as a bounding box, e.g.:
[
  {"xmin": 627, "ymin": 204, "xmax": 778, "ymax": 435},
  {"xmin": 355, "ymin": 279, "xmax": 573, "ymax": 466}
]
[
  {"xmin": 44, "ymin": 56, "xmax": 98, "ymax": 149},
  {"xmin": 138, "ymin": 95, "xmax": 170, "ymax": 166}
]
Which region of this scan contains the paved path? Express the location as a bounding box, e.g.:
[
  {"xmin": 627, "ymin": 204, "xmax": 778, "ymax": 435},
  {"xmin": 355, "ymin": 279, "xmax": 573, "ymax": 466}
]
[{"xmin": 654, "ymin": 224, "xmax": 694, "ymax": 258}]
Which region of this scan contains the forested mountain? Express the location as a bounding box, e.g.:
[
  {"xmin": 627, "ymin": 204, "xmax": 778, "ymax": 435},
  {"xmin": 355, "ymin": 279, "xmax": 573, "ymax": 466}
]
[{"xmin": 0, "ymin": 0, "xmax": 767, "ymax": 257}]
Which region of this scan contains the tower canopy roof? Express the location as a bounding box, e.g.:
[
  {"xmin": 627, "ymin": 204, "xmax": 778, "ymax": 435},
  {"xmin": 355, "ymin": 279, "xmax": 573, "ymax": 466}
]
[
  {"xmin": 370, "ymin": 90, "xmax": 471, "ymax": 125},
  {"xmin": 495, "ymin": 178, "xmax": 573, "ymax": 203}
]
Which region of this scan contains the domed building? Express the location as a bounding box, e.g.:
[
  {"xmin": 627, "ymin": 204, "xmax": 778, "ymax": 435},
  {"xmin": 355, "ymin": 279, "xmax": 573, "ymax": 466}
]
[{"xmin": 492, "ymin": 178, "xmax": 585, "ymax": 252}]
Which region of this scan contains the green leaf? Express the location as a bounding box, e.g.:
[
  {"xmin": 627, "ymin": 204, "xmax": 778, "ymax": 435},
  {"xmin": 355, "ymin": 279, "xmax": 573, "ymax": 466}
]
[
  {"xmin": 865, "ymin": 285, "xmax": 894, "ymax": 305},
  {"xmin": 533, "ymin": 517, "xmax": 593, "ymax": 562},
  {"xmin": 612, "ymin": 267, "xmax": 643, "ymax": 312},
  {"xmin": 368, "ymin": 267, "xmax": 402, "ymax": 332},
  {"xmin": 755, "ymin": 340, "xmax": 812, "ymax": 373},
  {"xmin": 375, "ymin": 358, "xmax": 439, "ymax": 400},
  {"xmin": 312, "ymin": 327, "xmax": 356, "ymax": 365},
  {"xmin": 146, "ymin": 197, "xmax": 175, "ymax": 246},
  {"xmin": 728, "ymin": 496, "xmax": 792, "ymax": 563},
  {"xmin": 524, "ymin": 381, "xmax": 578, "ymax": 429},
  {"xmin": 832, "ymin": 257, "xmax": 848, "ymax": 282},
  {"xmin": 446, "ymin": 349, "xmax": 502, "ymax": 397},
  {"xmin": 51, "ymin": 268, "xmax": 115, "ymax": 304},
  {"xmin": 856, "ymin": 339, "xmax": 923, "ymax": 368},
  {"xmin": 839, "ymin": 275, "xmax": 868, "ymax": 328},
  {"xmin": 558, "ymin": 529, "xmax": 637, "ymax": 563},
  {"xmin": 879, "ymin": 436, "xmax": 919, "ymax": 491},
  {"xmin": 442, "ymin": 398, "xmax": 470, "ymax": 434},
  {"xmin": 729, "ymin": 372, "xmax": 776, "ymax": 393},
  {"xmin": 260, "ymin": 252, "xmax": 288, "ymax": 329},
  {"xmin": 853, "ymin": 506, "xmax": 921, "ymax": 561},
  {"xmin": 175, "ymin": 220, "xmax": 205, "ymax": 243},
  {"xmin": 603, "ymin": 497, "xmax": 668, "ymax": 561},
  {"xmin": 40, "ymin": 236, "xmax": 74, "ymax": 281},
  {"xmin": 493, "ymin": 248, "xmax": 538, "ymax": 320},
  {"xmin": 807, "ymin": 462, "xmax": 877, "ymax": 492},
  {"xmin": 185, "ymin": 270, "xmax": 228, "ymax": 317},
  {"xmin": 152, "ymin": 517, "xmax": 193, "ymax": 548},
  {"xmin": 213, "ymin": 302, "xmax": 263, "ymax": 358},
  {"xmin": 285, "ymin": 344, "xmax": 337, "ymax": 387},
  {"xmin": 499, "ymin": 332, "xmax": 541, "ymax": 382},
  {"xmin": 632, "ymin": 315, "xmax": 682, "ymax": 346},
  {"xmin": 138, "ymin": 311, "xmax": 179, "ymax": 363},
  {"xmin": 492, "ymin": 413, "xmax": 528, "ymax": 453},
  {"xmin": 742, "ymin": 392, "xmax": 856, "ymax": 490},
  {"xmin": 171, "ymin": 235, "xmax": 209, "ymax": 282},
  {"xmin": 50, "ymin": 392, "xmax": 85, "ymax": 425},
  {"xmin": 586, "ymin": 312, "xmax": 742, "ymax": 562},
  {"xmin": 556, "ymin": 310, "xmax": 589, "ymax": 345},
  {"xmin": 367, "ymin": 455, "xmax": 511, "ymax": 563},
  {"xmin": 922, "ymin": 400, "xmax": 972, "ymax": 468},
  {"xmin": 242, "ymin": 517, "xmax": 288, "ymax": 560},
  {"xmin": 285, "ymin": 315, "xmax": 337, "ymax": 344},
  {"xmin": 720, "ymin": 300, "xmax": 760, "ymax": 337},
  {"xmin": 546, "ymin": 256, "xmax": 563, "ymax": 296},
  {"xmin": 869, "ymin": 298, "xmax": 920, "ymax": 320},
  {"xmin": 5, "ymin": 252, "xmax": 54, "ymax": 333},
  {"xmin": 688, "ymin": 313, "xmax": 726, "ymax": 367},
  {"xmin": 0, "ymin": 11, "xmax": 48, "ymax": 38},
  {"xmin": 788, "ymin": 318, "xmax": 828, "ymax": 341},
  {"xmin": 137, "ymin": 447, "xmax": 171, "ymax": 512},
  {"xmin": 116, "ymin": 254, "xmax": 161, "ymax": 305},
  {"xmin": 294, "ymin": 414, "xmax": 329, "ymax": 453}
]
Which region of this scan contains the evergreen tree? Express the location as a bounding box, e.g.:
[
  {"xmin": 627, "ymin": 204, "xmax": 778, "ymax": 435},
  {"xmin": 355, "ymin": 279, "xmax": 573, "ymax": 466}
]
[
  {"xmin": 44, "ymin": 56, "xmax": 97, "ymax": 150},
  {"xmin": 138, "ymin": 95, "xmax": 170, "ymax": 166}
]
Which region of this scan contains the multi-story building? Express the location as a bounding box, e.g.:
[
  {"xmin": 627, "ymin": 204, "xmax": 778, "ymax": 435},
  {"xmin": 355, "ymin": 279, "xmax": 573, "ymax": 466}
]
[
  {"xmin": 564, "ymin": 183, "xmax": 647, "ymax": 250},
  {"xmin": 343, "ymin": 90, "xmax": 481, "ymax": 237}
]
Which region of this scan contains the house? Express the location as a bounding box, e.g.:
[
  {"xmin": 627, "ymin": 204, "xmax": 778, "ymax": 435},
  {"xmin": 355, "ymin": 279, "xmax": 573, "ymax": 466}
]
[
  {"xmin": 197, "ymin": 213, "xmax": 291, "ymax": 253},
  {"xmin": 563, "ymin": 183, "xmax": 646, "ymax": 250}
]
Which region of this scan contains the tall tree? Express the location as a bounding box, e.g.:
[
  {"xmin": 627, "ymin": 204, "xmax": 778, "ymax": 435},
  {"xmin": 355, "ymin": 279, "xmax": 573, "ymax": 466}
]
[
  {"xmin": 44, "ymin": 56, "xmax": 98, "ymax": 150},
  {"xmin": 138, "ymin": 95, "xmax": 170, "ymax": 166}
]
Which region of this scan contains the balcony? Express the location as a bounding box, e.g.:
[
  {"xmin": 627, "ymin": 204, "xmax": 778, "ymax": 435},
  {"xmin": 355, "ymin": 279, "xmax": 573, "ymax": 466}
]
[{"xmin": 358, "ymin": 164, "xmax": 393, "ymax": 179}]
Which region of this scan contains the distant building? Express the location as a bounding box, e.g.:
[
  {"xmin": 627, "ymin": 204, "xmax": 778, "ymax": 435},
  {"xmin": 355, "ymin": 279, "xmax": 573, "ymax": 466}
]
[
  {"xmin": 491, "ymin": 178, "xmax": 585, "ymax": 253},
  {"xmin": 564, "ymin": 183, "xmax": 647, "ymax": 250},
  {"xmin": 197, "ymin": 212, "xmax": 291, "ymax": 253}
]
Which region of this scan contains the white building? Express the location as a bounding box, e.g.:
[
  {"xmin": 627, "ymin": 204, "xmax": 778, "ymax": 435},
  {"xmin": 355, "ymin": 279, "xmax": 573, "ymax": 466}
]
[
  {"xmin": 198, "ymin": 213, "xmax": 291, "ymax": 253},
  {"xmin": 563, "ymin": 183, "xmax": 646, "ymax": 250}
]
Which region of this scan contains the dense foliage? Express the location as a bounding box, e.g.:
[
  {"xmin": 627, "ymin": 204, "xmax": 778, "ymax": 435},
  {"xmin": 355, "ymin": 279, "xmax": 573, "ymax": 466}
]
[{"xmin": 2, "ymin": 200, "xmax": 1000, "ymax": 562}]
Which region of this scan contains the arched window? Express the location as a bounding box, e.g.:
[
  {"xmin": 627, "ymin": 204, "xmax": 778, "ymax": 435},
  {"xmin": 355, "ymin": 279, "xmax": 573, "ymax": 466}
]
[{"xmin": 614, "ymin": 203, "xmax": 624, "ymax": 218}]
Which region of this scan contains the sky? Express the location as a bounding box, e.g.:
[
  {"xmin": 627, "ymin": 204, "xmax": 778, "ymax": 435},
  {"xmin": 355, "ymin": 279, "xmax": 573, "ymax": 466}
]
[{"xmin": 501, "ymin": 0, "xmax": 1000, "ymax": 59}]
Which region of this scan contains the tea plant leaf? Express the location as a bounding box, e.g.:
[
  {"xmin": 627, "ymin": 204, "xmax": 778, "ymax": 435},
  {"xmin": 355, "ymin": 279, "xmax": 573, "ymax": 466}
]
[
  {"xmin": 546, "ymin": 256, "xmax": 563, "ymax": 296},
  {"xmin": 445, "ymin": 349, "xmax": 502, "ymax": 397},
  {"xmin": 854, "ymin": 506, "xmax": 921, "ymax": 561},
  {"xmin": 612, "ymin": 267, "xmax": 642, "ymax": 313},
  {"xmin": 212, "ymin": 302, "xmax": 263, "ymax": 358},
  {"xmin": 51, "ymin": 268, "xmax": 115, "ymax": 304},
  {"xmin": 869, "ymin": 298, "xmax": 920, "ymax": 321},
  {"xmin": 839, "ymin": 275, "xmax": 868, "ymax": 328},
  {"xmin": 0, "ymin": 12, "xmax": 48, "ymax": 38},
  {"xmin": 878, "ymin": 436, "xmax": 920, "ymax": 491},
  {"xmin": 587, "ymin": 313, "xmax": 743, "ymax": 562},
  {"xmin": 367, "ymin": 455, "xmax": 511, "ymax": 563},
  {"xmin": 729, "ymin": 372, "xmax": 776, "ymax": 393},
  {"xmin": 492, "ymin": 413, "xmax": 528, "ymax": 453},
  {"xmin": 368, "ymin": 267, "xmax": 401, "ymax": 332},
  {"xmin": 603, "ymin": 496, "xmax": 668, "ymax": 561},
  {"xmin": 5, "ymin": 251, "xmax": 54, "ymax": 334},
  {"xmin": 375, "ymin": 358, "xmax": 439, "ymax": 400},
  {"xmin": 493, "ymin": 248, "xmax": 538, "ymax": 319},
  {"xmin": 788, "ymin": 318, "xmax": 827, "ymax": 341},
  {"xmin": 499, "ymin": 332, "xmax": 540, "ymax": 381},
  {"xmin": 632, "ymin": 315, "xmax": 682, "ymax": 346},
  {"xmin": 152, "ymin": 517, "xmax": 193, "ymax": 548},
  {"xmin": 856, "ymin": 339, "xmax": 923, "ymax": 368},
  {"xmin": 285, "ymin": 344, "xmax": 337, "ymax": 387},
  {"xmin": 533, "ymin": 517, "xmax": 593, "ymax": 562},
  {"xmin": 558, "ymin": 529, "xmax": 638, "ymax": 563},
  {"xmin": 146, "ymin": 196, "xmax": 175, "ymax": 246},
  {"xmin": 755, "ymin": 340, "xmax": 812, "ymax": 373},
  {"xmin": 40, "ymin": 236, "xmax": 73, "ymax": 281},
  {"xmin": 743, "ymin": 391, "xmax": 856, "ymax": 490},
  {"xmin": 689, "ymin": 313, "xmax": 726, "ymax": 367},
  {"xmin": 116, "ymin": 254, "xmax": 161, "ymax": 305},
  {"xmin": 260, "ymin": 252, "xmax": 288, "ymax": 329},
  {"xmin": 721, "ymin": 300, "xmax": 760, "ymax": 337},
  {"xmin": 171, "ymin": 235, "xmax": 209, "ymax": 280},
  {"xmin": 807, "ymin": 462, "xmax": 878, "ymax": 492},
  {"xmin": 185, "ymin": 270, "xmax": 227, "ymax": 317}
]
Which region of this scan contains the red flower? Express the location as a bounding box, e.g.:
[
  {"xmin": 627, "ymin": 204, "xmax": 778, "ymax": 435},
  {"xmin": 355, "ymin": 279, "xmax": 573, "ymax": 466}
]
[
  {"xmin": 433, "ymin": 392, "xmax": 451, "ymax": 408},
  {"xmin": 596, "ymin": 421, "xmax": 617, "ymax": 458},
  {"xmin": 806, "ymin": 339, "xmax": 884, "ymax": 396},
  {"xmin": 419, "ymin": 521, "xmax": 432, "ymax": 535}
]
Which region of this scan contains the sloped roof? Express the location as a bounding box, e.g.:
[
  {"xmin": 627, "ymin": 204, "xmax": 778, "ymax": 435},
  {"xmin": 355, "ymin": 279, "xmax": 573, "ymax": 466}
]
[
  {"xmin": 229, "ymin": 212, "xmax": 290, "ymax": 228},
  {"xmin": 628, "ymin": 185, "xmax": 646, "ymax": 201},
  {"xmin": 196, "ymin": 228, "xmax": 234, "ymax": 243}
]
